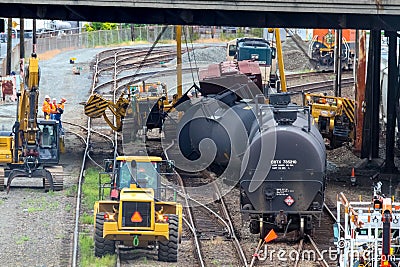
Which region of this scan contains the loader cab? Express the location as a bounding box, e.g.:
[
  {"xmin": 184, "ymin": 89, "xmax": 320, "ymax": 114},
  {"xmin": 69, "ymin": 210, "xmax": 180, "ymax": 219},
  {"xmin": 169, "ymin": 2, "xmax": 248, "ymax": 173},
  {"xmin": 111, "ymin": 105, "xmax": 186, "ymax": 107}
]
[
  {"xmin": 117, "ymin": 160, "xmax": 160, "ymax": 192},
  {"xmin": 110, "ymin": 156, "xmax": 173, "ymax": 200},
  {"xmin": 37, "ymin": 119, "xmax": 60, "ymax": 164}
]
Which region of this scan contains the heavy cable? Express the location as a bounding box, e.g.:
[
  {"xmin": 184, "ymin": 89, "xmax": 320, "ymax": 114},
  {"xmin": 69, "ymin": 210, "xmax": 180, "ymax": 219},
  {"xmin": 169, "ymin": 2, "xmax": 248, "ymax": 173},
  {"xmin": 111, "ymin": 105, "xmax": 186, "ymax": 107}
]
[
  {"xmin": 183, "ymin": 26, "xmax": 200, "ymax": 93},
  {"xmin": 128, "ymin": 26, "xmax": 168, "ymax": 85}
]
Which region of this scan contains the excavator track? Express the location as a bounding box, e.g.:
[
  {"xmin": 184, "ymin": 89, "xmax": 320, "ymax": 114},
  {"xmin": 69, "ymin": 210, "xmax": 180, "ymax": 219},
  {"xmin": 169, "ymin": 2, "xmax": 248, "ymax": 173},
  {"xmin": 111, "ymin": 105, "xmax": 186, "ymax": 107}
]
[
  {"xmin": 0, "ymin": 168, "xmax": 4, "ymax": 191},
  {"xmin": 43, "ymin": 166, "xmax": 64, "ymax": 191},
  {"xmin": 0, "ymin": 166, "xmax": 64, "ymax": 192}
]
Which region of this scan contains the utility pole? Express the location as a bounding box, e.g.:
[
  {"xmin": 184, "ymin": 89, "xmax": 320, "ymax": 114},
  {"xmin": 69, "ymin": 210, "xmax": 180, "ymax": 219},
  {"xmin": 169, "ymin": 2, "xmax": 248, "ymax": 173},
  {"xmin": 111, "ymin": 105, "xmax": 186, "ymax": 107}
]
[
  {"xmin": 176, "ymin": 25, "xmax": 182, "ymax": 99},
  {"xmin": 6, "ymin": 18, "xmax": 12, "ymax": 75}
]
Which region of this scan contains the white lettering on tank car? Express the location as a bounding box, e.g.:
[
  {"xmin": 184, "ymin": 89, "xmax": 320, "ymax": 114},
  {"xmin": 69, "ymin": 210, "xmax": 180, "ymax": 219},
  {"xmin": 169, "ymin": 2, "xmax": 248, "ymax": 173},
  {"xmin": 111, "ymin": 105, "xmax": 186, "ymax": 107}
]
[
  {"xmin": 276, "ymin": 188, "xmax": 295, "ymax": 196},
  {"xmin": 271, "ymin": 159, "xmax": 298, "ymax": 170}
]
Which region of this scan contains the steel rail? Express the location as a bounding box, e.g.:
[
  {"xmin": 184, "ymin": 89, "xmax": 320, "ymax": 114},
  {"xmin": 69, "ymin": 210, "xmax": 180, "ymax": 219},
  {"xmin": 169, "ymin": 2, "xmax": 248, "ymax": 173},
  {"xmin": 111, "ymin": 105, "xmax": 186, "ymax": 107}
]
[
  {"xmin": 306, "ymin": 234, "xmax": 330, "ymax": 267},
  {"xmin": 72, "ymin": 54, "xmax": 99, "ymax": 267},
  {"xmin": 213, "ymin": 183, "xmax": 248, "ymax": 267}
]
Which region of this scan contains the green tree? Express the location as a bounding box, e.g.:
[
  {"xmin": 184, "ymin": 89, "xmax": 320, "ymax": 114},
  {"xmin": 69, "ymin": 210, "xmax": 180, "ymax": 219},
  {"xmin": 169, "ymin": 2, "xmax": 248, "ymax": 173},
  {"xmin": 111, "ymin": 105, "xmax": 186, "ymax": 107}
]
[{"xmin": 84, "ymin": 22, "xmax": 117, "ymax": 32}]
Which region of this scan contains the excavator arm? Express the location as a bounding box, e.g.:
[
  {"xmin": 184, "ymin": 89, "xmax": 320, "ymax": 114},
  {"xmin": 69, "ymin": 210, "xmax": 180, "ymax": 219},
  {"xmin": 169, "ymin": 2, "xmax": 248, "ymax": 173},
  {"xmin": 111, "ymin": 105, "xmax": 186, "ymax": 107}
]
[
  {"xmin": 1, "ymin": 53, "xmax": 64, "ymax": 192},
  {"xmin": 84, "ymin": 93, "xmax": 131, "ymax": 132}
]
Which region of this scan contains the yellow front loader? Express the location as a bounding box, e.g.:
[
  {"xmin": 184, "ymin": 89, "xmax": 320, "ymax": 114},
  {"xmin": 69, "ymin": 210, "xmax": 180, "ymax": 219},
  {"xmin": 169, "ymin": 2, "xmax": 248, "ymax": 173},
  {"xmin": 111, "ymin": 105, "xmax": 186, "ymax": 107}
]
[{"xmin": 93, "ymin": 156, "xmax": 182, "ymax": 262}]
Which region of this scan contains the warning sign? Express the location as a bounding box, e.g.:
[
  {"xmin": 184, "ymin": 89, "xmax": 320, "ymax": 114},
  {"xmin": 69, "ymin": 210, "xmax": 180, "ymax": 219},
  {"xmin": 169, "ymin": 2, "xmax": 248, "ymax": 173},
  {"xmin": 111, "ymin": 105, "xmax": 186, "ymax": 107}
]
[{"xmin": 131, "ymin": 211, "xmax": 143, "ymax": 223}]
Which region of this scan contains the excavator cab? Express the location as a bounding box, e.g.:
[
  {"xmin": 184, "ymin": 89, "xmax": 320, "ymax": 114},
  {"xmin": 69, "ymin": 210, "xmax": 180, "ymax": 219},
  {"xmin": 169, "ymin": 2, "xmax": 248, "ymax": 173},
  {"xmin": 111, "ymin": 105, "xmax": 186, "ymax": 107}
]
[{"xmin": 37, "ymin": 119, "xmax": 60, "ymax": 164}]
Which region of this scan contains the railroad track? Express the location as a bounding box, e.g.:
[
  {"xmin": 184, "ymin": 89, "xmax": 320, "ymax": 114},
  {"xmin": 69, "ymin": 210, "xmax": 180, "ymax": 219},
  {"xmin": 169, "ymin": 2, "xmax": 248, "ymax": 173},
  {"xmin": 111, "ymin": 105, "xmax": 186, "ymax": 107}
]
[
  {"xmin": 70, "ymin": 44, "xmax": 216, "ymax": 266},
  {"xmin": 286, "ymin": 70, "xmax": 353, "ymax": 82},
  {"xmin": 287, "ymin": 77, "xmax": 354, "ymax": 94},
  {"xmin": 172, "ymin": 169, "xmax": 248, "ymax": 267},
  {"xmin": 247, "ymin": 199, "xmax": 338, "ymax": 267}
]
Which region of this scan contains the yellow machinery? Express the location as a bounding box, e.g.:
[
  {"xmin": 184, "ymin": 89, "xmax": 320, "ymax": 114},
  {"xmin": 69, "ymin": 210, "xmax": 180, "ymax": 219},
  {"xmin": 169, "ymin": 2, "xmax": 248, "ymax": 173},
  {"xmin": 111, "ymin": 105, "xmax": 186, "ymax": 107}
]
[
  {"xmin": 84, "ymin": 92, "xmax": 131, "ymax": 132},
  {"xmin": 304, "ymin": 93, "xmax": 355, "ymax": 148},
  {"xmin": 0, "ymin": 53, "xmax": 64, "ymax": 191},
  {"xmin": 85, "ymin": 81, "xmax": 177, "ymax": 139},
  {"xmin": 94, "ymin": 156, "xmax": 182, "ymax": 261}
]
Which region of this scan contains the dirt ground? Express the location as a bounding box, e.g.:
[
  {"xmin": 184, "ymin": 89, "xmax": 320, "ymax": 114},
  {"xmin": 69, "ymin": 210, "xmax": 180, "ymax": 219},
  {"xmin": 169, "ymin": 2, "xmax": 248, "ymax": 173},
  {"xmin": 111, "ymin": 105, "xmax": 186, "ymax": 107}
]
[{"xmin": 0, "ymin": 47, "xmax": 101, "ymax": 266}]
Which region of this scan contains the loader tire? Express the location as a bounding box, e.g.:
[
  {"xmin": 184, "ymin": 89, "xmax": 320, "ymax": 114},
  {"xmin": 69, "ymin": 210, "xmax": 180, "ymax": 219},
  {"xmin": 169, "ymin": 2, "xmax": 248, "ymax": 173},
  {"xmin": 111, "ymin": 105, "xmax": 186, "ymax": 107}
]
[
  {"xmin": 94, "ymin": 213, "xmax": 115, "ymax": 257},
  {"xmin": 158, "ymin": 214, "xmax": 179, "ymax": 262}
]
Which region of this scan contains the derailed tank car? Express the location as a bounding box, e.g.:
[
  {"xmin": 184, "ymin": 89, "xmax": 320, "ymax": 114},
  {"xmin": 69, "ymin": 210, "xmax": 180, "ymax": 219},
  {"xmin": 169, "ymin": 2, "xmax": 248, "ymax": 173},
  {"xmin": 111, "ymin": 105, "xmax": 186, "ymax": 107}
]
[{"xmin": 174, "ymin": 61, "xmax": 326, "ymax": 238}]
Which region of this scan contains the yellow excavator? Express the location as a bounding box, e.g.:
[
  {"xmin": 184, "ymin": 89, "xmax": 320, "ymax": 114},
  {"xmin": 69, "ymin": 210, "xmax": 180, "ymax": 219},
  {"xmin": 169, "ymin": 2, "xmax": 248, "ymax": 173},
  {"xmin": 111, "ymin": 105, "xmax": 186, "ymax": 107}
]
[
  {"xmin": 0, "ymin": 53, "xmax": 64, "ymax": 191},
  {"xmin": 94, "ymin": 155, "xmax": 182, "ymax": 261}
]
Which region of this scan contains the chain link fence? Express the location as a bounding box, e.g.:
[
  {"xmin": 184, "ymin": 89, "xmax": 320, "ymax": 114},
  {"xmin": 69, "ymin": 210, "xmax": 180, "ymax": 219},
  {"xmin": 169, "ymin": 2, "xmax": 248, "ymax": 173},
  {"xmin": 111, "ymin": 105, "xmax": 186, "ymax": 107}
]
[{"xmin": 1, "ymin": 25, "xmax": 263, "ymax": 75}]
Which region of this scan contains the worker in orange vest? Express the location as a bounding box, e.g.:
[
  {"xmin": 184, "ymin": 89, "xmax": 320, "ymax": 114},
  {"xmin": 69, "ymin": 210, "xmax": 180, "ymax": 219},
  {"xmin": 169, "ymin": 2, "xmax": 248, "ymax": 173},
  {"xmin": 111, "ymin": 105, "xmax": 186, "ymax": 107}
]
[
  {"xmin": 50, "ymin": 98, "xmax": 57, "ymax": 119},
  {"xmin": 53, "ymin": 97, "xmax": 66, "ymax": 130},
  {"xmin": 42, "ymin": 95, "xmax": 51, "ymax": 119}
]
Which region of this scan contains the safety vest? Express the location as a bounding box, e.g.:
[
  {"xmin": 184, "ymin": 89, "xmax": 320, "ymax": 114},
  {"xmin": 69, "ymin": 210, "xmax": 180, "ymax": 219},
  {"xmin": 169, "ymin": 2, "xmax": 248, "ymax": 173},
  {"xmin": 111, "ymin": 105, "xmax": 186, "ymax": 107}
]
[
  {"xmin": 50, "ymin": 103, "xmax": 57, "ymax": 114},
  {"xmin": 42, "ymin": 100, "xmax": 50, "ymax": 114},
  {"xmin": 57, "ymin": 102, "xmax": 65, "ymax": 113}
]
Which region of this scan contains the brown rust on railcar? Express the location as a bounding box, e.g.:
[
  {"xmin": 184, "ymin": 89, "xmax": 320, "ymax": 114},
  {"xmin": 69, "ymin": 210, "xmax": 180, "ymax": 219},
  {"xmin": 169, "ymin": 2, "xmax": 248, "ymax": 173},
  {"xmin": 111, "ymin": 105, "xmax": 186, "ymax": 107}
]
[{"xmin": 198, "ymin": 60, "xmax": 263, "ymax": 97}]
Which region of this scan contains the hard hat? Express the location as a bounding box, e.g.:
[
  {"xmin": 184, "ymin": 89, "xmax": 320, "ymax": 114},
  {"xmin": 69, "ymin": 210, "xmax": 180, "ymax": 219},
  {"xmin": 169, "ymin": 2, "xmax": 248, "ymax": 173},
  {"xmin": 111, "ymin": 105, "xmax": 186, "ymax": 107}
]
[
  {"xmin": 52, "ymin": 98, "xmax": 57, "ymax": 101},
  {"xmin": 61, "ymin": 97, "xmax": 67, "ymax": 102},
  {"xmin": 45, "ymin": 95, "xmax": 50, "ymax": 99}
]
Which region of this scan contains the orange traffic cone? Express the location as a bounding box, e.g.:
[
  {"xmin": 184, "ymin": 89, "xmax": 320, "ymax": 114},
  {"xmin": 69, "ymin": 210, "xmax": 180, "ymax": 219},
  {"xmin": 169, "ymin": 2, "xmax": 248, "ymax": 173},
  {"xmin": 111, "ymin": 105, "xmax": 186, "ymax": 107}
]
[
  {"xmin": 264, "ymin": 229, "xmax": 278, "ymax": 243},
  {"xmin": 350, "ymin": 167, "xmax": 356, "ymax": 185}
]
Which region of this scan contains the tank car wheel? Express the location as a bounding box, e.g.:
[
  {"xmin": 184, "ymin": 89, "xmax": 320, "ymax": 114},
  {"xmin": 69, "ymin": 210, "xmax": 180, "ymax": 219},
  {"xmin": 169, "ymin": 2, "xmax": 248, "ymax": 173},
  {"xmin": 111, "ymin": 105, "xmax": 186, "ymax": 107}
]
[
  {"xmin": 94, "ymin": 213, "xmax": 116, "ymax": 257},
  {"xmin": 249, "ymin": 219, "xmax": 260, "ymax": 234},
  {"xmin": 158, "ymin": 214, "xmax": 178, "ymax": 262},
  {"xmin": 259, "ymin": 223, "xmax": 270, "ymax": 240}
]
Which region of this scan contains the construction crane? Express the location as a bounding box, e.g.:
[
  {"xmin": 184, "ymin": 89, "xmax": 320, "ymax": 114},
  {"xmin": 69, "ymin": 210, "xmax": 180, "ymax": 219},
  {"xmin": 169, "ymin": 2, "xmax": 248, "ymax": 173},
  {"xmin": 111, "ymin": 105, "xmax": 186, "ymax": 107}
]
[{"xmin": 0, "ymin": 53, "xmax": 64, "ymax": 192}]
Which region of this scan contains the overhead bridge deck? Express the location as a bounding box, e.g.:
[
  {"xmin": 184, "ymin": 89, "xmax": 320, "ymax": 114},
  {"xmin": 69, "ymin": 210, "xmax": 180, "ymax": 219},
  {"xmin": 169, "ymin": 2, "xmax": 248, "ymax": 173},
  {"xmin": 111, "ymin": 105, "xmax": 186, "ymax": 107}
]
[{"xmin": 0, "ymin": 0, "xmax": 400, "ymax": 29}]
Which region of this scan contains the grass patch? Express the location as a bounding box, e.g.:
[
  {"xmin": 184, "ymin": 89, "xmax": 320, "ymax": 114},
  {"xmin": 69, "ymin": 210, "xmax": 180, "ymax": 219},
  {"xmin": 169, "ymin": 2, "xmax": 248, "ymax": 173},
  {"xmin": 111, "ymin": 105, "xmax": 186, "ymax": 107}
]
[
  {"xmin": 16, "ymin": 236, "xmax": 30, "ymax": 245},
  {"xmin": 80, "ymin": 212, "xmax": 93, "ymax": 225},
  {"xmin": 22, "ymin": 196, "xmax": 59, "ymax": 213},
  {"xmin": 65, "ymin": 203, "xmax": 72, "ymax": 212},
  {"xmin": 27, "ymin": 206, "xmax": 44, "ymax": 212},
  {"xmin": 65, "ymin": 184, "xmax": 78, "ymax": 197},
  {"xmin": 79, "ymin": 234, "xmax": 116, "ymax": 267},
  {"xmin": 82, "ymin": 167, "xmax": 109, "ymax": 210},
  {"xmin": 80, "ymin": 167, "xmax": 113, "ymax": 266}
]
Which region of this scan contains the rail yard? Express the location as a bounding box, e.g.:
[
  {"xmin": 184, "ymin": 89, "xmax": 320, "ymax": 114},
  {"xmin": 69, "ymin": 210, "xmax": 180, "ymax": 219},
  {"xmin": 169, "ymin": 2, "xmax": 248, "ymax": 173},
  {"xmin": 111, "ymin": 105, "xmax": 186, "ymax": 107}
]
[{"xmin": 0, "ymin": 28, "xmax": 397, "ymax": 267}]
